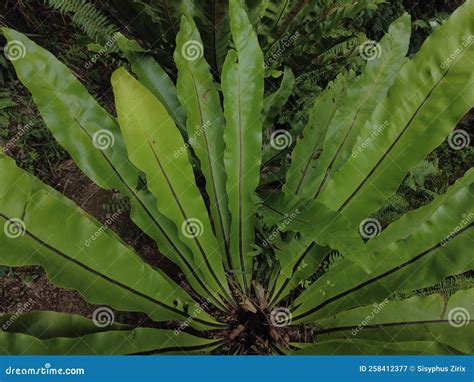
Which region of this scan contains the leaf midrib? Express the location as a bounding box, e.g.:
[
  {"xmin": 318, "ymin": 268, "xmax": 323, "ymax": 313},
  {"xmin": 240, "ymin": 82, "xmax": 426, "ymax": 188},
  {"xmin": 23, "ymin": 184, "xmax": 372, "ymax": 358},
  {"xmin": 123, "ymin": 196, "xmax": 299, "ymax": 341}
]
[
  {"xmin": 70, "ymin": 116, "xmax": 228, "ymax": 312},
  {"xmin": 188, "ymin": 72, "xmax": 230, "ymax": 264},
  {"xmin": 293, "ymin": 224, "xmax": 473, "ymax": 322},
  {"xmin": 338, "ymin": 52, "xmax": 463, "ymax": 212},
  {"xmin": 236, "ymin": 61, "xmax": 249, "ymax": 293},
  {"xmin": 129, "ymin": 339, "xmax": 226, "ymax": 355},
  {"xmin": 313, "ymin": 52, "xmax": 397, "ymax": 199},
  {"xmin": 0, "ymin": 212, "xmax": 223, "ymax": 328},
  {"xmin": 314, "ymin": 320, "xmax": 454, "ymax": 336},
  {"xmin": 293, "ymin": 104, "xmax": 338, "ymax": 195},
  {"xmin": 284, "ymin": 51, "xmax": 467, "ymax": 301},
  {"xmin": 145, "ymin": 139, "xmax": 234, "ymax": 305}
]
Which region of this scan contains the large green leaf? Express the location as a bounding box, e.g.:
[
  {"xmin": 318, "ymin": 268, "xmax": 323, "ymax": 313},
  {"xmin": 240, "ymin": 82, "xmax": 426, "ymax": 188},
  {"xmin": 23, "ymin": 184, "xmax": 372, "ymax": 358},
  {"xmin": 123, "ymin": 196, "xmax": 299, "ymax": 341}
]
[
  {"xmin": 293, "ymin": 340, "xmax": 462, "ymax": 355},
  {"xmin": 174, "ymin": 15, "xmax": 231, "ymax": 263},
  {"xmin": 291, "ymin": 170, "xmax": 474, "ymax": 323},
  {"xmin": 261, "ymin": 195, "xmax": 371, "ymax": 274},
  {"xmin": 0, "ymin": 154, "xmax": 221, "ymax": 330},
  {"xmin": 267, "ymin": 243, "xmax": 330, "ymax": 306},
  {"xmin": 0, "ymin": 329, "xmax": 220, "ymax": 355},
  {"xmin": 296, "ymin": 289, "xmax": 473, "ymax": 355},
  {"xmin": 0, "ymin": 311, "xmax": 126, "ymax": 339},
  {"xmin": 293, "ymin": 227, "xmax": 473, "ymax": 324},
  {"xmin": 259, "ymin": 195, "xmax": 371, "ymax": 305},
  {"xmin": 368, "ymin": 168, "xmax": 474, "ymax": 253},
  {"xmin": 0, "ymin": 312, "xmax": 221, "ymax": 355},
  {"xmin": 281, "ymin": 1, "xmax": 474, "ymax": 294},
  {"xmin": 284, "ymin": 71, "xmax": 353, "ymax": 198},
  {"xmin": 307, "ymin": 14, "xmax": 411, "ymax": 200},
  {"xmin": 1, "ymin": 27, "xmax": 226, "ymax": 311},
  {"xmin": 125, "ymin": 53, "xmax": 187, "ymax": 136},
  {"xmin": 221, "ymin": 0, "xmax": 264, "ymax": 292},
  {"xmin": 0, "ymin": 27, "xmax": 138, "ymax": 192},
  {"xmin": 316, "ymin": 0, "xmax": 474, "ymax": 225},
  {"xmin": 112, "ymin": 68, "xmax": 233, "ymax": 306}
]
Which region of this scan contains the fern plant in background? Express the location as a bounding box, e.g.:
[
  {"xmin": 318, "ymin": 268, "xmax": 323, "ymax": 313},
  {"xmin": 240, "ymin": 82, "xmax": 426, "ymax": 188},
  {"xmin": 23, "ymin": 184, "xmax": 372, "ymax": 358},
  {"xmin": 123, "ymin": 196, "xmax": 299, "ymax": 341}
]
[
  {"xmin": 256, "ymin": 0, "xmax": 382, "ymax": 72},
  {"xmin": 42, "ymin": 1, "xmax": 383, "ymax": 127},
  {"xmin": 0, "ymin": 89, "xmax": 15, "ymax": 128},
  {"xmin": 0, "ymin": 54, "xmax": 17, "ymax": 129},
  {"xmin": 46, "ymin": 0, "xmax": 118, "ymax": 47},
  {"xmin": 99, "ymin": 0, "xmax": 381, "ymax": 74},
  {"xmin": 40, "ymin": 1, "xmax": 390, "ymax": 177},
  {"xmin": 0, "ymin": 0, "xmax": 473, "ymax": 355},
  {"xmin": 360, "ymin": 0, "xmax": 464, "ymax": 54},
  {"xmin": 373, "ymin": 160, "xmax": 440, "ymax": 227}
]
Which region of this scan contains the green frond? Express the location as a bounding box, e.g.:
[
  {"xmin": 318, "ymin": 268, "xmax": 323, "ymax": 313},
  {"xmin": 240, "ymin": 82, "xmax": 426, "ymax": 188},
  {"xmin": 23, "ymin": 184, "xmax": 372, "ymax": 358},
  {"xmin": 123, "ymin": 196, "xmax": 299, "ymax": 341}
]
[
  {"xmin": 0, "ymin": 90, "xmax": 16, "ymax": 128},
  {"xmin": 405, "ymin": 159, "xmax": 439, "ymax": 191},
  {"xmin": 46, "ymin": 0, "xmax": 118, "ymax": 46}
]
